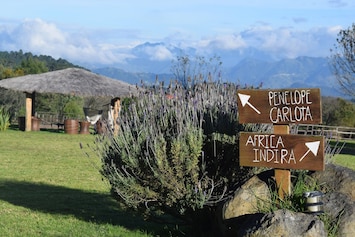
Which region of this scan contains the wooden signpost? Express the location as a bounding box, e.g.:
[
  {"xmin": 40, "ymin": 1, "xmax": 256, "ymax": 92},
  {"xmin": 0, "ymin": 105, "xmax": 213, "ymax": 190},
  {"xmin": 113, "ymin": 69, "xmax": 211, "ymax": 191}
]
[
  {"xmin": 237, "ymin": 88, "xmax": 321, "ymax": 124},
  {"xmin": 237, "ymin": 88, "xmax": 324, "ymax": 198}
]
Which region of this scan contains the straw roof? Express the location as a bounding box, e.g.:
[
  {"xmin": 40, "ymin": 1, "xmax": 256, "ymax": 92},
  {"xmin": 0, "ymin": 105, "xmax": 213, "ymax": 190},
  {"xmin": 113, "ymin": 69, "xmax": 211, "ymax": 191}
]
[{"xmin": 0, "ymin": 68, "xmax": 138, "ymax": 97}]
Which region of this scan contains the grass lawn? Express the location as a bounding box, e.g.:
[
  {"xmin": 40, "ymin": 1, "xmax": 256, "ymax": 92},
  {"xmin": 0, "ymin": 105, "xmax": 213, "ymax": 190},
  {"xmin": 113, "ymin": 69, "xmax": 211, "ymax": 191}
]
[
  {"xmin": 0, "ymin": 128, "xmax": 175, "ymax": 237},
  {"xmin": 1, "ymin": 127, "xmax": 354, "ymax": 237},
  {"xmin": 331, "ymin": 139, "xmax": 355, "ymax": 170}
]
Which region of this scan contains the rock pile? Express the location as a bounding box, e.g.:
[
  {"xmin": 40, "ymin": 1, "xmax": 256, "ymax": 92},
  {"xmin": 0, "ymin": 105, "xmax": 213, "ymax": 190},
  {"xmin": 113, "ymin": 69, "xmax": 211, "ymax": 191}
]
[{"xmin": 220, "ymin": 164, "xmax": 355, "ymax": 237}]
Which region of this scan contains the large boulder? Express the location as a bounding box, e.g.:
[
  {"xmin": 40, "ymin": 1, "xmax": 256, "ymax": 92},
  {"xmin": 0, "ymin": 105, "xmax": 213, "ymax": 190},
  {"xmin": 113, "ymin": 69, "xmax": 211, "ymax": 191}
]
[
  {"xmin": 219, "ymin": 164, "xmax": 355, "ymax": 236},
  {"xmin": 322, "ymin": 192, "xmax": 355, "ymax": 237},
  {"xmin": 224, "ymin": 209, "xmax": 326, "ymax": 237},
  {"xmin": 311, "ymin": 164, "xmax": 355, "ymax": 237},
  {"xmin": 223, "ymin": 173, "xmax": 271, "ymax": 219},
  {"xmin": 311, "ymin": 163, "xmax": 355, "ymax": 201}
]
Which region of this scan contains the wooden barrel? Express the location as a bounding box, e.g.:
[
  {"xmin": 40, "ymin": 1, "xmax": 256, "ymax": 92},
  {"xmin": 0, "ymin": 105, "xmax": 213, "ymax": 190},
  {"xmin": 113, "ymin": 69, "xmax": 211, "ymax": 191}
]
[
  {"xmin": 79, "ymin": 121, "xmax": 91, "ymax": 134},
  {"xmin": 31, "ymin": 117, "xmax": 41, "ymax": 131},
  {"xmin": 64, "ymin": 119, "xmax": 79, "ymax": 134}
]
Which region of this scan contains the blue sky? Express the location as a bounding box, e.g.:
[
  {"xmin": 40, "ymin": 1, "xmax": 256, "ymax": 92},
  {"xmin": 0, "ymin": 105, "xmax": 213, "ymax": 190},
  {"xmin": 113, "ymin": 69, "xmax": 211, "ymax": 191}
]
[{"xmin": 0, "ymin": 0, "xmax": 354, "ymax": 67}]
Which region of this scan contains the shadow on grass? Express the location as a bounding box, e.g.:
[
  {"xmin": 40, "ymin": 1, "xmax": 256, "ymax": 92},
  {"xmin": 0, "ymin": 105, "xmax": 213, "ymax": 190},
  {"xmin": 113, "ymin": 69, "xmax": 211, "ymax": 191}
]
[
  {"xmin": 329, "ymin": 140, "xmax": 355, "ymax": 155},
  {"xmin": 9, "ymin": 124, "xmax": 97, "ymax": 135},
  {"xmin": 0, "ymin": 179, "xmax": 174, "ymax": 235},
  {"xmin": 10, "ymin": 124, "xmax": 65, "ymax": 134},
  {"xmin": 341, "ymin": 142, "xmax": 355, "ymax": 155}
]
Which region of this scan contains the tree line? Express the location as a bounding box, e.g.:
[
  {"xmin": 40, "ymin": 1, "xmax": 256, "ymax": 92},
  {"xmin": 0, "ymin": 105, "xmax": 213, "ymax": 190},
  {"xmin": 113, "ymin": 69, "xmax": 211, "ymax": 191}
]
[
  {"xmin": 0, "ymin": 50, "xmax": 81, "ymax": 79},
  {"xmin": 0, "ymin": 49, "xmax": 354, "ymax": 127},
  {"xmin": 0, "ymin": 50, "xmax": 88, "ymax": 120}
]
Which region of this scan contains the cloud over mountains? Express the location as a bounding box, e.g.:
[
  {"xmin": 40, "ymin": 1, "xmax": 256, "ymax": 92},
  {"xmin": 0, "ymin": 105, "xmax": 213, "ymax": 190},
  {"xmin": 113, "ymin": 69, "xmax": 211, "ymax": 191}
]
[{"xmin": 0, "ymin": 18, "xmax": 340, "ymax": 69}]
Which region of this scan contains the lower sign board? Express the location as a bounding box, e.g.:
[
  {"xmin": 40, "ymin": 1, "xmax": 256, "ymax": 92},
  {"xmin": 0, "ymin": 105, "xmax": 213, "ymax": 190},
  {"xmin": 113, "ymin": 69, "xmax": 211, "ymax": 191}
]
[{"xmin": 239, "ymin": 132, "xmax": 325, "ymax": 171}]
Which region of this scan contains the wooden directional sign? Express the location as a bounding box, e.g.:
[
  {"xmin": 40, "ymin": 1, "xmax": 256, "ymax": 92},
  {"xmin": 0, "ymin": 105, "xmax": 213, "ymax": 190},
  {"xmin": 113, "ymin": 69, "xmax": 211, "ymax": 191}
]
[
  {"xmin": 237, "ymin": 88, "xmax": 321, "ymax": 124},
  {"xmin": 239, "ymin": 132, "xmax": 325, "ymax": 171}
]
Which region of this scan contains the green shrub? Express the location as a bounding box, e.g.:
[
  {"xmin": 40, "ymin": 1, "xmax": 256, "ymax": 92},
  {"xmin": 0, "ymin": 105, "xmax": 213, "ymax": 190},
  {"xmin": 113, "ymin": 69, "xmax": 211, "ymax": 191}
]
[
  {"xmin": 255, "ymin": 170, "xmax": 343, "ymax": 237},
  {"xmin": 256, "ymin": 170, "xmax": 322, "ymax": 213},
  {"xmin": 96, "ymin": 80, "xmax": 265, "ymax": 235},
  {"xmin": 63, "ymin": 98, "xmax": 84, "ymax": 119},
  {"xmin": 0, "ymin": 106, "xmax": 10, "ymax": 131}
]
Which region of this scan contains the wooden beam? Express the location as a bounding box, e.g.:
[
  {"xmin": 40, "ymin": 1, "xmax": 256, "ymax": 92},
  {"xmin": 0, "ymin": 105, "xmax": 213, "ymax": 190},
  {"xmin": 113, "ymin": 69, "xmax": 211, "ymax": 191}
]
[
  {"xmin": 111, "ymin": 97, "xmax": 120, "ymax": 135},
  {"xmin": 25, "ymin": 93, "xmax": 32, "ymax": 132},
  {"xmin": 32, "ymin": 92, "xmax": 36, "ymax": 116},
  {"xmin": 274, "ymin": 125, "xmax": 291, "ymax": 199}
]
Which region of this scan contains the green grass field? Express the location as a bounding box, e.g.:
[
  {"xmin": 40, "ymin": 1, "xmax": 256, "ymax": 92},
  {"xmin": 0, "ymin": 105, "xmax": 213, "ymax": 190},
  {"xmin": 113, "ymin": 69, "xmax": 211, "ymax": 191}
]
[
  {"xmin": 329, "ymin": 139, "xmax": 355, "ymax": 170},
  {"xmin": 0, "ymin": 128, "xmax": 173, "ymax": 237},
  {"xmin": 0, "ymin": 128, "xmax": 354, "ymax": 236}
]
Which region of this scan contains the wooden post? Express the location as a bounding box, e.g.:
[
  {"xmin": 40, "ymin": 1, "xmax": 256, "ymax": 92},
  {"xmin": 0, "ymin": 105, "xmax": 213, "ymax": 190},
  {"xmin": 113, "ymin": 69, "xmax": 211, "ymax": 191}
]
[
  {"xmin": 111, "ymin": 97, "xmax": 120, "ymax": 135},
  {"xmin": 25, "ymin": 93, "xmax": 33, "ymax": 132},
  {"xmin": 274, "ymin": 124, "xmax": 291, "ymax": 199},
  {"xmin": 32, "ymin": 92, "xmax": 36, "ymax": 116}
]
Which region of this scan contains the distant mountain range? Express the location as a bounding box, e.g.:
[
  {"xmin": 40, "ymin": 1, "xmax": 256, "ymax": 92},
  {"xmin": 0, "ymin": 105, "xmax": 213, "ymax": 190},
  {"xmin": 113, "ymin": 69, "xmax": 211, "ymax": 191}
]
[
  {"xmin": 90, "ymin": 42, "xmax": 344, "ymax": 98},
  {"xmin": 226, "ymin": 56, "xmax": 342, "ymax": 97}
]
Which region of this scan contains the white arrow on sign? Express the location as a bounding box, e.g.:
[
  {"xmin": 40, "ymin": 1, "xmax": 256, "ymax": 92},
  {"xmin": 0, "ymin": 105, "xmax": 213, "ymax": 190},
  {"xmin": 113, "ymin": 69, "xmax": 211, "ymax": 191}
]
[
  {"xmin": 299, "ymin": 141, "xmax": 320, "ymax": 162},
  {"xmin": 238, "ymin": 93, "xmax": 261, "ymax": 114}
]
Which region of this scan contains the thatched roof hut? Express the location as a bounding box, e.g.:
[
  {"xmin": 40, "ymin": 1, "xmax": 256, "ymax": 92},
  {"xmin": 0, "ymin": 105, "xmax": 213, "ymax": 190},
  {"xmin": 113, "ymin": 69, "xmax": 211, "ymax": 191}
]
[
  {"xmin": 0, "ymin": 67, "xmax": 138, "ymax": 97},
  {"xmin": 0, "ymin": 68, "xmax": 138, "ymax": 132}
]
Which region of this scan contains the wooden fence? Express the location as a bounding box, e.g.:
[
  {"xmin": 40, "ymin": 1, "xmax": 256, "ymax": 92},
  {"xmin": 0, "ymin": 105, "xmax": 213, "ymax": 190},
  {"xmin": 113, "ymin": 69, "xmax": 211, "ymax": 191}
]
[
  {"xmin": 11, "ymin": 111, "xmax": 355, "ymax": 139},
  {"xmin": 292, "ymin": 124, "xmax": 355, "ymax": 140}
]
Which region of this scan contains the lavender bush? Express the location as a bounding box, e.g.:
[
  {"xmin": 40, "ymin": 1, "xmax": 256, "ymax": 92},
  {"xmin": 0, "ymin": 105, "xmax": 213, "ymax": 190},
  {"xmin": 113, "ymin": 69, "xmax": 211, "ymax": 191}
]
[
  {"xmin": 95, "ymin": 55, "xmax": 265, "ymax": 235},
  {"xmin": 97, "ymin": 80, "xmax": 264, "ymax": 231}
]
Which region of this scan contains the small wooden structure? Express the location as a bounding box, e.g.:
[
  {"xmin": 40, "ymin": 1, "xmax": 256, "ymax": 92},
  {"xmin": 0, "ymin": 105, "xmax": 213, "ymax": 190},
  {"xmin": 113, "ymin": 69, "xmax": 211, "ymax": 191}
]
[{"xmin": 0, "ymin": 68, "xmax": 138, "ymax": 133}]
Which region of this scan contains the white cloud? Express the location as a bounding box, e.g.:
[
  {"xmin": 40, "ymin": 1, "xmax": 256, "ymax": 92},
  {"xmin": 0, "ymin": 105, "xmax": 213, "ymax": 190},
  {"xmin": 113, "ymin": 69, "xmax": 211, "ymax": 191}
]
[
  {"xmin": 0, "ymin": 18, "xmax": 341, "ymax": 67},
  {"xmin": 327, "ymin": 25, "xmax": 343, "ymax": 35},
  {"xmin": 0, "ymin": 18, "xmax": 134, "ymax": 65},
  {"xmin": 187, "ymin": 24, "xmax": 338, "ymax": 60},
  {"xmin": 236, "ymin": 25, "xmax": 338, "ymax": 58},
  {"xmin": 197, "ymin": 34, "xmax": 247, "ymax": 50},
  {"xmin": 141, "ymin": 45, "xmax": 174, "ymax": 61}
]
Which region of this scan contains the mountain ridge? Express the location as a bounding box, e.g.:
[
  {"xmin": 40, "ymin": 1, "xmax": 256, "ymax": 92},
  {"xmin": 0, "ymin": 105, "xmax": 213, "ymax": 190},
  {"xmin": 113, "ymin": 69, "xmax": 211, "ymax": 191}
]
[{"xmin": 92, "ymin": 56, "xmax": 344, "ymax": 98}]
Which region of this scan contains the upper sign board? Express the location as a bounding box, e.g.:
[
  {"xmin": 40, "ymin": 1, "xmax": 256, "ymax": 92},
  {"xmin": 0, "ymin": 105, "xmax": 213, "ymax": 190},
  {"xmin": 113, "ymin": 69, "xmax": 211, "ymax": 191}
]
[{"xmin": 237, "ymin": 88, "xmax": 322, "ymax": 124}]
